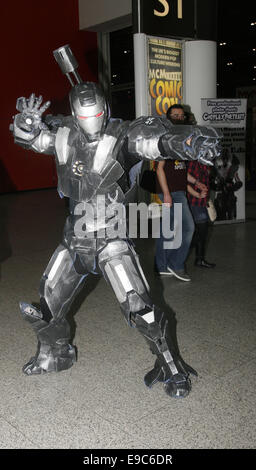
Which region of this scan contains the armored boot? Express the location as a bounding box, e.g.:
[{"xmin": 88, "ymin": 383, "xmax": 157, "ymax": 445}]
[
  {"xmin": 135, "ymin": 306, "xmax": 197, "ymax": 398},
  {"xmin": 20, "ymin": 302, "xmax": 76, "ymax": 375}
]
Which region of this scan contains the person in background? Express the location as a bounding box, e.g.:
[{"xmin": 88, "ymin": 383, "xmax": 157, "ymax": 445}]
[
  {"xmin": 187, "ymin": 160, "xmax": 216, "ymax": 268},
  {"xmin": 155, "ymin": 104, "xmax": 207, "ymax": 281}
]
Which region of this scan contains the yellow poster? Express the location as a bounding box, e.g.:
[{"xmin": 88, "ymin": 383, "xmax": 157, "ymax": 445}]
[
  {"xmin": 147, "ymin": 37, "xmax": 183, "ymax": 117},
  {"xmin": 147, "ymin": 36, "xmax": 183, "ymax": 203}
]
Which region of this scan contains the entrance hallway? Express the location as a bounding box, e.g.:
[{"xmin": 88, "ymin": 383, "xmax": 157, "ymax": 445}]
[{"xmin": 0, "ymin": 189, "xmax": 255, "ymax": 449}]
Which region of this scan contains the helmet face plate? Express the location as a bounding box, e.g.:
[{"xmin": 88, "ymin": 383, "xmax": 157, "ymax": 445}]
[{"xmin": 70, "ymin": 83, "xmax": 107, "ymax": 140}]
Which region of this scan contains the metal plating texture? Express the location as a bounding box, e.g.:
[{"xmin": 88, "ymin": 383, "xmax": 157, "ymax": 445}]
[
  {"xmin": 55, "ymin": 121, "xmax": 125, "ymax": 203},
  {"xmin": 53, "ymin": 44, "xmax": 82, "ymax": 86},
  {"xmin": 98, "ymin": 240, "xmax": 151, "ymax": 319},
  {"xmin": 126, "ymin": 116, "xmax": 222, "ymax": 164},
  {"xmin": 159, "ymin": 124, "xmax": 222, "ymax": 165},
  {"xmin": 135, "ymin": 307, "xmax": 195, "ymax": 398},
  {"xmin": 72, "ymin": 189, "xmax": 126, "ymax": 237},
  {"xmin": 125, "ymin": 116, "xmax": 166, "ymax": 160},
  {"xmin": 39, "ymin": 244, "xmax": 87, "ymax": 321},
  {"xmin": 11, "ymin": 94, "xmax": 51, "ymax": 150},
  {"xmin": 69, "ymin": 83, "xmax": 108, "ymax": 140},
  {"xmin": 20, "ymin": 302, "xmax": 76, "ymax": 375},
  {"xmin": 10, "ymin": 45, "xmax": 222, "ymax": 397}
]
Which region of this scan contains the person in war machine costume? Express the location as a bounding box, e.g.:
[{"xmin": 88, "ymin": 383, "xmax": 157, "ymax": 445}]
[
  {"xmin": 211, "ymin": 148, "xmax": 243, "ymax": 220},
  {"xmin": 10, "ymin": 45, "xmax": 221, "ymax": 399}
]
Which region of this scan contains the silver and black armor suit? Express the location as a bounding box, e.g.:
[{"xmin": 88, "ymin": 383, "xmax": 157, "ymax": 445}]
[{"xmin": 10, "ymin": 45, "xmax": 221, "ymax": 399}]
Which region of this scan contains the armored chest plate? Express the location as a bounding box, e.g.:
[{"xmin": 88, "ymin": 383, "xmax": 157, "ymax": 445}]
[{"xmin": 55, "ymin": 127, "xmax": 124, "ymax": 202}]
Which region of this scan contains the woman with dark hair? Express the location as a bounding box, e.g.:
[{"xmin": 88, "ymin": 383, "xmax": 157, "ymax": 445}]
[{"xmin": 187, "ymin": 161, "xmax": 216, "ymax": 268}]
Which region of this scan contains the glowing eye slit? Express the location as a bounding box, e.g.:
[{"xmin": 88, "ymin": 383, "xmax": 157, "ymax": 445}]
[{"xmin": 77, "ymin": 111, "xmax": 104, "ymax": 120}]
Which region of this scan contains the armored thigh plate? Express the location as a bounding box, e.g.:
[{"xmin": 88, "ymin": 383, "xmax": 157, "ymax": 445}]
[{"xmin": 98, "ymin": 239, "xmax": 152, "ymax": 324}]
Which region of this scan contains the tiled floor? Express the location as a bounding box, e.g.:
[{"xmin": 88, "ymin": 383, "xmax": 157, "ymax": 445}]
[{"xmin": 0, "ymin": 189, "xmax": 255, "ymax": 449}]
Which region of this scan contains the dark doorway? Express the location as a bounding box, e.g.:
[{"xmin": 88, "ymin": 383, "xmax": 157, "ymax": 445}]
[{"xmin": 109, "ymin": 27, "xmax": 135, "ymax": 120}]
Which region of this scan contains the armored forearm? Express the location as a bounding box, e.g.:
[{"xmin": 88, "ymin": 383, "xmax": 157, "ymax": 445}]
[{"xmin": 125, "ymin": 117, "xmax": 222, "ymax": 166}]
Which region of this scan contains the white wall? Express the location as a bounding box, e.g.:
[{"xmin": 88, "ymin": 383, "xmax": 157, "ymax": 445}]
[
  {"xmin": 183, "ymin": 40, "xmax": 217, "ymax": 124},
  {"xmin": 79, "ymin": 0, "xmax": 132, "ymax": 31}
]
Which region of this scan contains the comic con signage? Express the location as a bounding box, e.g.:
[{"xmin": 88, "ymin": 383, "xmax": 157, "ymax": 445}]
[
  {"xmin": 146, "ymin": 36, "xmax": 182, "ymax": 204},
  {"xmin": 201, "ymin": 98, "xmax": 247, "ymax": 223},
  {"xmin": 201, "ymin": 99, "xmax": 247, "ymax": 128},
  {"xmin": 147, "ymin": 36, "xmax": 182, "ymax": 116},
  {"xmin": 133, "ymin": 0, "xmax": 218, "ymax": 40}
]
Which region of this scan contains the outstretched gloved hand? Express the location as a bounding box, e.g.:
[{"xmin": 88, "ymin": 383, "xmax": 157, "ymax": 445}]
[
  {"xmin": 15, "ymin": 93, "xmax": 51, "ymax": 133},
  {"xmin": 184, "ymin": 126, "xmax": 222, "ymax": 165}
]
